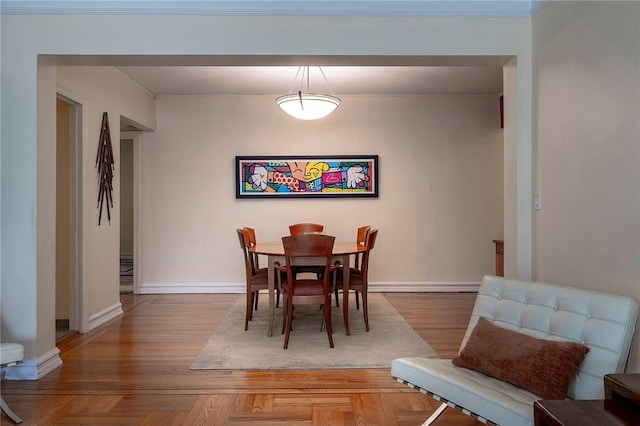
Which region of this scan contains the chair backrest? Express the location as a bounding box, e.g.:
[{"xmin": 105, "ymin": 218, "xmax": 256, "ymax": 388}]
[
  {"xmin": 356, "ymin": 225, "xmax": 371, "ymax": 246},
  {"xmin": 243, "ymin": 227, "xmax": 257, "ymax": 246},
  {"xmin": 243, "ymin": 226, "xmax": 260, "ymax": 269},
  {"xmin": 281, "ymin": 234, "xmax": 335, "ymax": 292},
  {"xmin": 236, "ymin": 228, "xmax": 253, "ymax": 278},
  {"xmin": 359, "ymin": 229, "xmax": 378, "ymax": 276},
  {"xmin": 354, "ymin": 225, "xmax": 371, "ymax": 268},
  {"xmin": 289, "ymin": 223, "xmax": 324, "ymax": 235},
  {"xmin": 467, "ymin": 275, "xmax": 639, "ymax": 400}
]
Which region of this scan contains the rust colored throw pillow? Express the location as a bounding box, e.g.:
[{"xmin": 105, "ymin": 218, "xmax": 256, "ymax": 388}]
[{"xmin": 452, "ymin": 317, "xmax": 590, "ymax": 400}]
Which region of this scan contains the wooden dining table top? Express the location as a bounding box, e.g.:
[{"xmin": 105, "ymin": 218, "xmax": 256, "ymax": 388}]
[{"xmin": 250, "ymin": 240, "xmax": 366, "ymax": 256}]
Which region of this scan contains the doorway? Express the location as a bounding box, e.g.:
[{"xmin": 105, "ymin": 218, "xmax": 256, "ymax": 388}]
[
  {"xmin": 56, "ymin": 94, "xmax": 84, "ymax": 339},
  {"xmin": 119, "ymin": 138, "xmax": 135, "ymax": 293}
]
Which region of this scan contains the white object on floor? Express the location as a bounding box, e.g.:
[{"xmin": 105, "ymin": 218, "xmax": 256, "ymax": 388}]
[{"xmin": 1, "ymin": 343, "xmax": 24, "ymax": 424}]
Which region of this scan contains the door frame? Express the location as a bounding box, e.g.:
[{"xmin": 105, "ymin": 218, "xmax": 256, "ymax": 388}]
[
  {"xmin": 121, "ymin": 131, "xmax": 142, "ymax": 294},
  {"xmin": 56, "ymin": 84, "xmax": 89, "ymax": 333}
]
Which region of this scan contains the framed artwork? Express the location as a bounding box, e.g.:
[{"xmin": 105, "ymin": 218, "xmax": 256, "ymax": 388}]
[{"xmin": 236, "ymin": 155, "xmax": 378, "ymax": 199}]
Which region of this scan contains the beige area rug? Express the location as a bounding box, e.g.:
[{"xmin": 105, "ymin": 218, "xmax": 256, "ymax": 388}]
[{"xmin": 191, "ymin": 293, "xmax": 438, "ymax": 370}]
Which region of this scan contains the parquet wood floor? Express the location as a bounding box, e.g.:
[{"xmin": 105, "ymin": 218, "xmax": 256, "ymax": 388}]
[{"xmin": 1, "ymin": 292, "xmax": 481, "ymax": 425}]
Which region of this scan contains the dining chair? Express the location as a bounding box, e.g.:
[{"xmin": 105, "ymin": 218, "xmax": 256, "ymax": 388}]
[
  {"xmin": 278, "ymin": 234, "xmax": 337, "ymax": 349},
  {"xmin": 288, "ymin": 223, "xmax": 324, "ymax": 235},
  {"xmin": 333, "ymin": 229, "xmax": 378, "ymax": 331},
  {"xmin": 288, "ymin": 223, "xmax": 325, "ymax": 278},
  {"xmin": 236, "ymin": 228, "xmax": 279, "ymax": 331},
  {"xmin": 329, "ymin": 225, "xmax": 370, "ymax": 308}
]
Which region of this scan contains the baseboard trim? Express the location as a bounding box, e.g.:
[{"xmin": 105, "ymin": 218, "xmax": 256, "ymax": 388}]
[
  {"xmin": 138, "ymin": 281, "xmax": 480, "ymax": 294},
  {"xmin": 370, "ymin": 281, "xmax": 481, "ymax": 292},
  {"xmin": 88, "ymin": 302, "xmax": 124, "ymax": 331},
  {"xmin": 2, "ymin": 347, "xmax": 63, "ymax": 380},
  {"xmin": 37, "ymin": 347, "xmax": 63, "ymax": 378},
  {"xmin": 138, "ymin": 283, "xmax": 245, "ymax": 294}
]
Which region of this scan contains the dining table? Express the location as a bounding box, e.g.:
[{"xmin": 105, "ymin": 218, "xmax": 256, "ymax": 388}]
[{"xmin": 250, "ymin": 240, "xmax": 367, "ymax": 337}]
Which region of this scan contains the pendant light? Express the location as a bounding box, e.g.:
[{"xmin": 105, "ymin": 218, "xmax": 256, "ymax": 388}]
[{"xmin": 276, "ymin": 66, "xmax": 341, "ymax": 120}]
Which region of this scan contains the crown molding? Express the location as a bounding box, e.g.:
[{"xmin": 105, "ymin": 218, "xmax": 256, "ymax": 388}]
[{"xmin": 1, "ymin": 1, "xmax": 542, "ymax": 17}]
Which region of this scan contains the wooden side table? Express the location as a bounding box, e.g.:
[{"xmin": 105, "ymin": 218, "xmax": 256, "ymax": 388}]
[
  {"xmin": 534, "ymin": 374, "xmax": 640, "ymax": 425},
  {"xmin": 604, "ymin": 373, "xmax": 640, "ymax": 405},
  {"xmin": 534, "ymin": 399, "xmax": 636, "ymax": 425},
  {"xmin": 492, "ymin": 239, "xmax": 504, "ymax": 276}
]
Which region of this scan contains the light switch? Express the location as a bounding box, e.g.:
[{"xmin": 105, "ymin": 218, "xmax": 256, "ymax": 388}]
[{"xmin": 534, "ymin": 190, "xmax": 542, "ymax": 210}]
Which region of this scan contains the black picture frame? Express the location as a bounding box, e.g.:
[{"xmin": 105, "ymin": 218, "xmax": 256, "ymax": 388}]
[{"xmin": 235, "ymin": 155, "xmax": 379, "ymax": 199}]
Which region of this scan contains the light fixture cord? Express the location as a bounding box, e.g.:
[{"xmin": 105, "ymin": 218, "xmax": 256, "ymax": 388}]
[
  {"xmin": 318, "ymin": 66, "xmax": 337, "ymax": 96},
  {"xmin": 289, "ymin": 66, "xmax": 307, "ymax": 111},
  {"xmin": 288, "ymin": 66, "xmax": 336, "ymax": 112},
  {"xmin": 289, "ymin": 66, "xmax": 336, "ymax": 96},
  {"xmin": 288, "ymin": 66, "xmax": 304, "ymax": 95}
]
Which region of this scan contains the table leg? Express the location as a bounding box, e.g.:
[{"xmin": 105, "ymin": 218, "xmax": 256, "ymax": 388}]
[
  {"xmin": 268, "ymin": 255, "xmax": 275, "ymax": 337},
  {"xmin": 342, "ymin": 254, "xmax": 350, "ymax": 335}
]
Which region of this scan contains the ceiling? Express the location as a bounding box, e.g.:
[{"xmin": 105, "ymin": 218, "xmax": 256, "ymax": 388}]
[
  {"xmin": 117, "ymin": 65, "xmax": 504, "ymax": 96},
  {"xmin": 24, "ymin": 0, "xmax": 530, "ymax": 98},
  {"xmin": 53, "ymin": 55, "xmax": 510, "ymax": 97}
]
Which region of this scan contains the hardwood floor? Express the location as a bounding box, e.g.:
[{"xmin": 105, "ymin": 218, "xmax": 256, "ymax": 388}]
[{"xmin": 1, "ymin": 292, "xmax": 481, "ymax": 425}]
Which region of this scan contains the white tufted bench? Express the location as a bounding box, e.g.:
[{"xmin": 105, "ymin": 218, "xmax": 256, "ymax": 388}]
[
  {"xmin": 1, "ymin": 343, "xmax": 24, "ymax": 424},
  {"xmin": 391, "ymin": 275, "xmax": 639, "ymax": 426}
]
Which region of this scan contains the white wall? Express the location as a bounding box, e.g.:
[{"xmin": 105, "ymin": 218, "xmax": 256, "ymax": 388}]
[
  {"xmin": 0, "ymin": 64, "xmax": 156, "ymax": 378},
  {"xmin": 139, "ymin": 94, "xmax": 503, "ymax": 292},
  {"xmin": 532, "ymin": 1, "xmax": 640, "ymax": 370},
  {"xmin": 1, "ymin": 13, "xmax": 531, "ymax": 378},
  {"xmin": 55, "ymin": 67, "xmax": 156, "ymax": 326},
  {"xmin": 36, "ymin": 58, "xmax": 59, "ymax": 367}
]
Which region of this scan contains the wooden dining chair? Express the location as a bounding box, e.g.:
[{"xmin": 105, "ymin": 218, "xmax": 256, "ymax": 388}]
[
  {"xmin": 333, "ymin": 229, "xmax": 378, "ymax": 331},
  {"xmin": 236, "ymin": 228, "xmax": 279, "ymax": 331},
  {"xmin": 288, "ymin": 223, "xmax": 324, "ymax": 235},
  {"xmin": 331, "ymin": 225, "xmax": 370, "ymax": 308},
  {"xmin": 288, "ymin": 223, "xmax": 325, "ymax": 278},
  {"xmin": 278, "ymin": 234, "xmax": 337, "ymax": 349}
]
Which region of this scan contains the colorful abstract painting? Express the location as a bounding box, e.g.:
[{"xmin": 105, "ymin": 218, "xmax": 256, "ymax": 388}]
[{"xmin": 235, "ymin": 155, "xmax": 378, "ymax": 198}]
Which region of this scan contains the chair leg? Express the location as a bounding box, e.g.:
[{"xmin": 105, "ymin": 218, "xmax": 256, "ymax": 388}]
[
  {"xmin": 362, "ymin": 291, "xmax": 369, "ymax": 332},
  {"xmin": 245, "ymin": 291, "xmax": 252, "ymax": 331},
  {"xmin": 324, "ymin": 295, "xmax": 334, "ymax": 348},
  {"xmin": 281, "ymin": 296, "xmax": 288, "ymax": 335},
  {"xmin": 1, "ymin": 396, "xmax": 23, "ymax": 424},
  {"xmin": 275, "ymin": 270, "xmax": 286, "ymax": 309},
  {"xmin": 422, "ymin": 402, "xmax": 448, "ymax": 426},
  {"xmin": 283, "ymin": 299, "xmax": 294, "ymax": 349},
  {"xmin": 254, "ymin": 291, "xmax": 259, "ymax": 310},
  {"xmin": 355, "ymin": 291, "xmax": 360, "ymax": 310}
]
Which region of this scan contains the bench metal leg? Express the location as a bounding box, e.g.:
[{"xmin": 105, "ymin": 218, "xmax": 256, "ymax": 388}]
[
  {"xmin": 421, "ymin": 402, "xmax": 448, "ymax": 426},
  {"xmin": 1, "ymin": 396, "xmax": 22, "ymax": 424}
]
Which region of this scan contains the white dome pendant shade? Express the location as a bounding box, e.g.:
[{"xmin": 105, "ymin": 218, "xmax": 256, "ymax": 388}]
[
  {"xmin": 276, "ymin": 66, "xmax": 341, "ymax": 120},
  {"xmin": 276, "ymin": 92, "xmax": 341, "ymax": 121}
]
